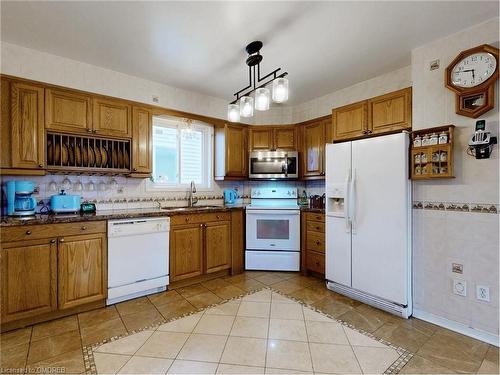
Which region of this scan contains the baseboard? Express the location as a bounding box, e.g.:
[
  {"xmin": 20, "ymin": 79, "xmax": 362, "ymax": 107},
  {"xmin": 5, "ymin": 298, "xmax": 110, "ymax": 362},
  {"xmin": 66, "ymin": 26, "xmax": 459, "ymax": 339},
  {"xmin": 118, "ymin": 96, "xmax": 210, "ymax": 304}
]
[{"xmin": 413, "ymin": 308, "xmax": 499, "ymax": 347}]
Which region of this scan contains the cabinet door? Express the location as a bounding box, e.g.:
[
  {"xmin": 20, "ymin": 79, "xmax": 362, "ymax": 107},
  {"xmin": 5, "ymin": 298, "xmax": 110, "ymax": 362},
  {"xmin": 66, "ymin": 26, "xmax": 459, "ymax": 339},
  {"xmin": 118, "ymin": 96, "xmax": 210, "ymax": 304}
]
[
  {"xmin": 131, "ymin": 106, "xmax": 152, "ymax": 175},
  {"xmin": 11, "ymin": 82, "xmax": 45, "ymax": 169},
  {"xmin": 226, "ymin": 125, "xmax": 247, "ymax": 177},
  {"xmin": 302, "ymin": 121, "xmax": 325, "ymax": 177},
  {"xmin": 274, "ymin": 127, "xmax": 297, "ymax": 150},
  {"xmin": 1, "ymin": 239, "xmax": 57, "ymax": 323},
  {"xmin": 332, "ymin": 101, "xmax": 368, "ymax": 142},
  {"xmin": 57, "ymin": 233, "xmax": 107, "ymax": 310},
  {"xmin": 92, "ymin": 97, "xmax": 131, "ymax": 138},
  {"xmin": 170, "ymin": 224, "xmax": 203, "ymax": 282},
  {"xmin": 205, "ymin": 221, "xmax": 231, "ymax": 274},
  {"xmin": 45, "ymin": 88, "xmax": 92, "ymax": 134},
  {"xmin": 368, "ymin": 88, "xmax": 412, "ymax": 135},
  {"xmin": 250, "ymin": 128, "xmax": 273, "ymax": 150}
]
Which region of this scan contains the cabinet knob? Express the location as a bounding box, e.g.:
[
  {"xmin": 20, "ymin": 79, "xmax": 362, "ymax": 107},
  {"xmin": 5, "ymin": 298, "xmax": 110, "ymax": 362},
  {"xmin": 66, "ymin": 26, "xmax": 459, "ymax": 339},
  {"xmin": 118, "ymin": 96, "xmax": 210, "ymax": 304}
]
[
  {"xmin": 38, "ymin": 163, "xmax": 44, "ymax": 168},
  {"xmin": 50, "ymin": 239, "xmax": 56, "ymax": 243},
  {"xmin": 200, "ymin": 224, "xmax": 203, "ymax": 228},
  {"xmin": 59, "ymin": 238, "xmax": 65, "ymax": 243},
  {"xmin": 185, "ymin": 218, "xmax": 190, "ymax": 222},
  {"xmin": 133, "ymin": 168, "xmax": 137, "ymax": 172},
  {"xmin": 26, "ymin": 230, "xmax": 32, "ymax": 235},
  {"xmin": 316, "ymin": 240, "xmax": 320, "ymax": 245},
  {"xmin": 316, "ymin": 261, "xmax": 320, "ymax": 266},
  {"xmin": 316, "ymin": 226, "xmax": 320, "ymax": 230},
  {"xmin": 87, "ymin": 129, "xmax": 92, "ymax": 133},
  {"xmin": 92, "ymin": 130, "xmax": 97, "ymax": 133},
  {"xmin": 81, "ymin": 226, "xmax": 87, "ymax": 231},
  {"xmin": 216, "ymin": 215, "xmax": 220, "ymax": 219}
]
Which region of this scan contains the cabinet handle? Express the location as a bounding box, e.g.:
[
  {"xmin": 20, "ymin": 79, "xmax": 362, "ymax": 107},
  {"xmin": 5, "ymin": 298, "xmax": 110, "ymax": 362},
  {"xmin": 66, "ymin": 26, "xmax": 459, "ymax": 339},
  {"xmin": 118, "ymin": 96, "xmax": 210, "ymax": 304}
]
[
  {"xmin": 59, "ymin": 238, "xmax": 65, "ymax": 243},
  {"xmin": 93, "ymin": 130, "xmax": 97, "ymax": 133},
  {"xmin": 50, "ymin": 239, "xmax": 56, "ymax": 244},
  {"xmin": 316, "ymin": 240, "xmax": 321, "ymax": 245},
  {"xmin": 185, "ymin": 218, "xmax": 190, "ymax": 222},
  {"xmin": 87, "ymin": 129, "xmax": 92, "ymax": 133},
  {"xmin": 81, "ymin": 226, "xmax": 87, "ymax": 231},
  {"xmin": 38, "ymin": 163, "xmax": 44, "ymax": 168},
  {"xmin": 26, "ymin": 230, "xmax": 32, "ymax": 235},
  {"xmin": 216, "ymin": 215, "xmax": 220, "ymax": 219},
  {"xmin": 316, "ymin": 261, "xmax": 320, "ymax": 266}
]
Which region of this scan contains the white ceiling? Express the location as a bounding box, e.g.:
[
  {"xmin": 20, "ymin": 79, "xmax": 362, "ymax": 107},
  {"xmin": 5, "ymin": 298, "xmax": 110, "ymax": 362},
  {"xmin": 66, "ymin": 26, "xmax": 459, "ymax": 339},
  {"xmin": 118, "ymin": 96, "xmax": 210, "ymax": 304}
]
[{"xmin": 1, "ymin": 1, "xmax": 498, "ymax": 104}]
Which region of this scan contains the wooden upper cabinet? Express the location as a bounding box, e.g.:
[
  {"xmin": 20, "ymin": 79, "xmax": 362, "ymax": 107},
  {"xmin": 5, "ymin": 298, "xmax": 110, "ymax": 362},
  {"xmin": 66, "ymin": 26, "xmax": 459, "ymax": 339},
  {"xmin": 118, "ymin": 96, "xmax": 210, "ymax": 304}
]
[
  {"xmin": 170, "ymin": 224, "xmax": 204, "ymax": 282},
  {"xmin": 226, "ymin": 125, "xmax": 247, "ymax": 177},
  {"xmin": 1, "ymin": 239, "xmax": 57, "ymax": 323},
  {"xmin": 57, "ymin": 233, "xmax": 107, "ymax": 310},
  {"xmin": 45, "ymin": 88, "xmax": 92, "ymax": 134},
  {"xmin": 131, "ymin": 106, "xmax": 152, "ymax": 175},
  {"xmin": 367, "ymin": 87, "xmax": 412, "ymax": 135},
  {"xmin": 205, "ymin": 221, "xmax": 231, "ymax": 274},
  {"xmin": 92, "ymin": 97, "xmax": 132, "ymax": 138},
  {"xmin": 274, "ymin": 127, "xmax": 297, "ymax": 150},
  {"xmin": 302, "ymin": 120, "xmax": 325, "ymax": 178},
  {"xmin": 332, "ymin": 101, "xmax": 368, "ymax": 142},
  {"xmin": 249, "ymin": 128, "xmax": 273, "ymax": 150},
  {"xmin": 10, "ymin": 82, "xmax": 45, "ymax": 169}
]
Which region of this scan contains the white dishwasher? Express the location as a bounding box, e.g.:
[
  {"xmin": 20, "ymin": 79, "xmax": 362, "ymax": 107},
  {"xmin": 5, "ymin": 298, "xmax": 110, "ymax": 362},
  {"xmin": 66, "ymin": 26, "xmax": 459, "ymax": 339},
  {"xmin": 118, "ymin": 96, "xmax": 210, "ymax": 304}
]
[{"xmin": 107, "ymin": 217, "xmax": 170, "ymax": 305}]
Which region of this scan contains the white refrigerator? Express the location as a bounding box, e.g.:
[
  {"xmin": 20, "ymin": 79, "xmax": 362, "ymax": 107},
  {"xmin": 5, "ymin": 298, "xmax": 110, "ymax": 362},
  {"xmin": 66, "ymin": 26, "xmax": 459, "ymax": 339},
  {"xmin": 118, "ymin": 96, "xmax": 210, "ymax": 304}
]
[{"xmin": 325, "ymin": 133, "xmax": 412, "ymax": 318}]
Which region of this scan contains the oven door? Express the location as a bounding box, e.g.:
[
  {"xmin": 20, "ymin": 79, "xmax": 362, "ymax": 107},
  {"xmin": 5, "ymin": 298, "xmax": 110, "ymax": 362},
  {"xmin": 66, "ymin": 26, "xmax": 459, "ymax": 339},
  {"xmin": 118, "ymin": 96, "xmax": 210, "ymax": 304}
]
[
  {"xmin": 248, "ymin": 151, "xmax": 298, "ymax": 179},
  {"xmin": 246, "ymin": 209, "xmax": 300, "ymax": 251}
]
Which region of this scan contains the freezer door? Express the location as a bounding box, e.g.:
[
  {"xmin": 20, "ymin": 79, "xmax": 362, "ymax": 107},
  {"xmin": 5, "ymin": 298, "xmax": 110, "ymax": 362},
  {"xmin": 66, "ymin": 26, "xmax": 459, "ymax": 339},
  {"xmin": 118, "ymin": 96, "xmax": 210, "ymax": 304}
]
[
  {"xmin": 350, "ymin": 133, "xmax": 410, "ymax": 305},
  {"xmin": 325, "ymin": 142, "xmax": 353, "ymax": 287}
]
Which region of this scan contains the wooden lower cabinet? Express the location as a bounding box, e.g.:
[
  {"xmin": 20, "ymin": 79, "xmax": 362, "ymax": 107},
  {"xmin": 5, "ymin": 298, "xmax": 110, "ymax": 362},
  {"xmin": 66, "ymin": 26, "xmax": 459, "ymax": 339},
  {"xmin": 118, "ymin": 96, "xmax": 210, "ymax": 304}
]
[
  {"xmin": 301, "ymin": 212, "xmax": 325, "ymax": 277},
  {"xmin": 170, "ymin": 224, "xmax": 204, "ymax": 282},
  {"xmin": 205, "ymin": 221, "xmax": 231, "ymax": 274},
  {"xmin": 1, "ymin": 239, "xmax": 57, "ymax": 323},
  {"xmin": 57, "ymin": 233, "xmax": 107, "ymax": 310}
]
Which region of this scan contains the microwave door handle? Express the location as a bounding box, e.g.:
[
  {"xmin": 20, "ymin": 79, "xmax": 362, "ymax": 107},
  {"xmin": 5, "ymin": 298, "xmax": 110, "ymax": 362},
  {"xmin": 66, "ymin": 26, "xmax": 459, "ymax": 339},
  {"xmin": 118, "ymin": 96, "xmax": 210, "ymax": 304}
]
[{"xmin": 284, "ymin": 153, "xmax": 288, "ymax": 177}]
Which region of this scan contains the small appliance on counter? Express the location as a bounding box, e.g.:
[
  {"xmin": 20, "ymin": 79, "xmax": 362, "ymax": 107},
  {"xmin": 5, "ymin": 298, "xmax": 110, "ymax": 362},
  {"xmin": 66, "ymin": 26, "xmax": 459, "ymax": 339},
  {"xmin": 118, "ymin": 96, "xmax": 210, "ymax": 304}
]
[
  {"xmin": 50, "ymin": 190, "xmax": 81, "ymax": 214},
  {"xmin": 309, "ymin": 194, "xmax": 325, "ymax": 209},
  {"xmin": 5, "ymin": 180, "xmax": 37, "ymax": 217},
  {"xmin": 224, "ymin": 189, "xmax": 238, "ymax": 205},
  {"xmin": 80, "ymin": 201, "xmax": 96, "ymax": 214}
]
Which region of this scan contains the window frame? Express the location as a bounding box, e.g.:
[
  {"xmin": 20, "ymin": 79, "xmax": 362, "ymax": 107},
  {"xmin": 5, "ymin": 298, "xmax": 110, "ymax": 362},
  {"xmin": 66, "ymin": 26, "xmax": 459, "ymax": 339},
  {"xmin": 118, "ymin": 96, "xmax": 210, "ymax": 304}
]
[{"xmin": 147, "ymin": 116, "xmax": 214, "ymax": 192}]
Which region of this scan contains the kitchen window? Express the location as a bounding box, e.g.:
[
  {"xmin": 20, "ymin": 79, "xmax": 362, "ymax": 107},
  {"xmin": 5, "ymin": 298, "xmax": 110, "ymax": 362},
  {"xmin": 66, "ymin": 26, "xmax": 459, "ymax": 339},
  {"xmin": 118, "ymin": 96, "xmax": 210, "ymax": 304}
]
[{"xmin": 149, "ymin": 116, "xmax": 213, "ymax": 190}]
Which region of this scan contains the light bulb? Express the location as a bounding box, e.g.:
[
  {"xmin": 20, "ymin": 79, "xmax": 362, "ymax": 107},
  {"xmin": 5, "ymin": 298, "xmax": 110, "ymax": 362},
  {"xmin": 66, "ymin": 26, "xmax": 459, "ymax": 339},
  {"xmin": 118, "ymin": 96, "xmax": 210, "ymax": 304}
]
[
  {"xmin": 272, "ymin": 77, "xmax": 289, "ymax": 103},
  {"xmin": 227, "ymin": 104, "xmax": 240, "ymax": 122},
  {"xmin": 239, "ymin": 96, "xmax": 254, "ymax": 117},
  {"xmin": 255, "ymin": 87, "xmax": 270, "ymax": 111}
]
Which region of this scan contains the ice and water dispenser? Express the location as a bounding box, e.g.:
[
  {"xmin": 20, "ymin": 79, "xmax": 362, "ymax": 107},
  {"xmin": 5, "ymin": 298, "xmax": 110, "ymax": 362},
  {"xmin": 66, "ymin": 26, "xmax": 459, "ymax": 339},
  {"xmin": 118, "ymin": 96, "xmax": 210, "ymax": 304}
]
[{"xmin": 326, "ymin": 183, "xmax": 346, "ymax": 217}]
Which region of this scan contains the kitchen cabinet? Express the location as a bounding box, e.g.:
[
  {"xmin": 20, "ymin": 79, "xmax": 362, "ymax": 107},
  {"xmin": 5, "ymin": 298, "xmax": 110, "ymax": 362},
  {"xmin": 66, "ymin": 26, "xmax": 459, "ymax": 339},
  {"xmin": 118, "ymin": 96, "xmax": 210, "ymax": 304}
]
[
  {"xmin": 1, "ymin": 239, "xmax": 57, "ymax": 323},
  {"xmin": 332, "ymin": 101, "xmax": 368, "ymax": 142},
  {"xmin": 205, "ymin": 221, "xmax": 231, "ymax": 274},
  {"xmin": 331, "ymin": 88, "xmax": 412, "ymax": 142},
  {"xmin": 301, "ymin": 212, "xmax": 325, "ymax": 277},
  {"xmin": 57, "ymin": 233, "xmax": 107, "ymax": 310},
  {"xmin": 131, "ymin": 106, "xmax": 152, "ymax": 176},
  {"xmin": 170, "ymin": 224, "xmax": 204, "ymax": 282},
  {"xmin": 249, "ymin": 126, "xmax": 297, "ymax": 151},
  {"xmin": 7, "ymin": 81, "xmax": 46, "ymax": 171},
  {"xmin": 301, "ymin": 119, "xmax": 326, "ymax": 178},
  {"xmin": 1, "ymin": 221, "xmax": 107, "ymax": 329},
  {"xmin": 368, "ymin": 87, "xmax": 412, "ymax": 135},
  {"xmin": 215, "ymin": 124, "xmax": 248, "ymax": 180},
  {"xmin": 92, "ymin": 97, "xmax": 132, "ymax": 138},
  {"xmin": 45, "ymin": 88, "xmax": 92, "ymax": 134}
]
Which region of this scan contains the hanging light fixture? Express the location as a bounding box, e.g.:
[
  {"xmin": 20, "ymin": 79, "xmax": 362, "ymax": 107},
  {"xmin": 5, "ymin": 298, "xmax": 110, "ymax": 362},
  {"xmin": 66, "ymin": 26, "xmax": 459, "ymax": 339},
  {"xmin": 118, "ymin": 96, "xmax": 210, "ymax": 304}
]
[
  {"xmin": 255, "ymin": 87, "xmax": 270, "ymax": 111},
  {"xmin": 227, "ymin": 41, "xmax": 288, "ymax": 121}
]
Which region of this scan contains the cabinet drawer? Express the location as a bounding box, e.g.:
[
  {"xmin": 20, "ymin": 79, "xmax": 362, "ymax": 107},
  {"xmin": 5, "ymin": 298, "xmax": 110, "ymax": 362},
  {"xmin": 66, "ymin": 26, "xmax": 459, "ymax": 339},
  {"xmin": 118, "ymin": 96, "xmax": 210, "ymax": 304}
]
[
  {"xmin": 306, "ymin": 231, "xmax": 325, "ymax": 253},
  {"xmin": 304, "ymin": 212, "xmax": 325, "ymax": 222},
  {"xmin": 306, "ymin": 221, "xmax": 325, "ymax": 233},
  {"xmin": 306, "ymin": 251, "xmax": 325, "ymax": 274},
  {"xmin": 170, "ymin": 211, "xmax": 231, "ymax": 226},
  {"xmin": 2, "ymin": 221, "xmax": 106, "ymax": 243}
]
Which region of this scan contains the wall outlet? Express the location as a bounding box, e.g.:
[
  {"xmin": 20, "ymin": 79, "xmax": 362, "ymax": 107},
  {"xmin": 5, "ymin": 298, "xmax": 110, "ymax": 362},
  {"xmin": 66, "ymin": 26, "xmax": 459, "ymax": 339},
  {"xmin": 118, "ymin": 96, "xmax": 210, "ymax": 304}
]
[
  {"xmin": 453, "ymin": 279, "xmax": 467, "ymax": 297},
  {"xmin": 476, "ymin": 285, "xmax": 490, "ymax": 302},
  {"xmin": 152, "ymin": 95, "xmax": 159, "ymax": 103},
  {"xmin": 452, "ymin": 263, "xmax": 463, "ymax": 274}
]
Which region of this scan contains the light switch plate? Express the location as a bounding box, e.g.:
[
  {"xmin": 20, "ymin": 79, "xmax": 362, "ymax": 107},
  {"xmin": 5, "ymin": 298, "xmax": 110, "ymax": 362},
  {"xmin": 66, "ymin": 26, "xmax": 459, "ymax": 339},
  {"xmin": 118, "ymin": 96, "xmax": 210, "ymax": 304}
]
[{"xmin": 453, "ymin": 279, "xmax": 467, "ymax": 297}]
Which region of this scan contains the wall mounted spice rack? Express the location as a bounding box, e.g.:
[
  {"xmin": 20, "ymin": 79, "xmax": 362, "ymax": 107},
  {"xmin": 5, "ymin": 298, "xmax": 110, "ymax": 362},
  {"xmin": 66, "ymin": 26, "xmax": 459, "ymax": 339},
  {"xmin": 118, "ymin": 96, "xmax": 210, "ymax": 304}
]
[
  {"xmin": 410, "ymin": 125, "xmax": 455, "ymax": 180},
  {"xmin": 46, "ymin": 132, "xmax": 131, "ymax": 175}
]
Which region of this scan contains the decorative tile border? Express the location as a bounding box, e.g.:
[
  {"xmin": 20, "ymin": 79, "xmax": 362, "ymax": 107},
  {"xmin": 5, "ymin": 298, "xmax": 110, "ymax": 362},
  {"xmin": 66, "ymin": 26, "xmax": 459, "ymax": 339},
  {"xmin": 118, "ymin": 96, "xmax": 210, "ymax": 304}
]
[
  {"xmin": 83, "ymin": 286, "xmax": 414, "ymax": 375},
  {"xmin": 412, "ymin": 201, "xmax": 498, "ymax": 214}
]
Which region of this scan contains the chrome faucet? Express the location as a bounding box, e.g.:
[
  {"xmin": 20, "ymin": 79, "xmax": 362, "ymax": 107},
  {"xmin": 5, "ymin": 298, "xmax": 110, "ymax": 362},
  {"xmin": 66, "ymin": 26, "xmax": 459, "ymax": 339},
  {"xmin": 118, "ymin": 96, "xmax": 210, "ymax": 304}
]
[{"xmin": 188, "ymin": 181, "xmax": 198, "ymax": 207}]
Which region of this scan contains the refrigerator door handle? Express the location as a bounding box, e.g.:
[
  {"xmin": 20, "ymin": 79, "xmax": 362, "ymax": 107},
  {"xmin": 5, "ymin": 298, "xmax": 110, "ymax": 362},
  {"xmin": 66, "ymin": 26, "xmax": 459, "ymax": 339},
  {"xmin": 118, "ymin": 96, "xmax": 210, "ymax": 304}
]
[
  {"xmin": 344, "ymin": 168, "xmax": 351, "ymax": 233},
  {"xmin": 350, "ymin": 168, "xmax": 357, "ymax": 234}
]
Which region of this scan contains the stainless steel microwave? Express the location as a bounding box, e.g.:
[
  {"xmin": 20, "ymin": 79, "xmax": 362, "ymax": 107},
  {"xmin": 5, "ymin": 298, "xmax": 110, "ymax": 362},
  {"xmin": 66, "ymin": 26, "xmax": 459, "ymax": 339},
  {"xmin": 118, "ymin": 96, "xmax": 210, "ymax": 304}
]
[{"xmin": 248, "ymin": 151, "xmax": 298, "ymax": 179}]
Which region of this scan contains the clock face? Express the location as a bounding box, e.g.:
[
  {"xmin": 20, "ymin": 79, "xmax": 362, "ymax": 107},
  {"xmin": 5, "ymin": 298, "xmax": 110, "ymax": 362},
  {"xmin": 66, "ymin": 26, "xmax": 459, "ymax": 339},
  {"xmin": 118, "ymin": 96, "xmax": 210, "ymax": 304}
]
[{"xmin": 451, "ymin": 52, "xmax": 497, "ymax": 88}]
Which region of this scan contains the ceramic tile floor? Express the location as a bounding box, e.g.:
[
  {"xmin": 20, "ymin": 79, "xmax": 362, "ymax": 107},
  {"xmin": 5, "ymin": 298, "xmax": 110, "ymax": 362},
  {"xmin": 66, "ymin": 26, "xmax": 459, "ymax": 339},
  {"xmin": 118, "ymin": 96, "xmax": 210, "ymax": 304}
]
[
  {"xmin": 0, "ymin": 271, "xmax": 498, "ymax": 374},
  {"xmin": 92, "ymin": 289, "xmax": 401, "ymax": 374}
]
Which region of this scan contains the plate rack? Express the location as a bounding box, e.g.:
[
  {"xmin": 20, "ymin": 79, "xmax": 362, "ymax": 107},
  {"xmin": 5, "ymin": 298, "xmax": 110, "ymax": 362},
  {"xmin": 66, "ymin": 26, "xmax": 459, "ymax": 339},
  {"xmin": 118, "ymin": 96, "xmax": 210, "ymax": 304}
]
[{"xmin": 46, "ymin": 132, "xmax": 131, "ymax": 174}]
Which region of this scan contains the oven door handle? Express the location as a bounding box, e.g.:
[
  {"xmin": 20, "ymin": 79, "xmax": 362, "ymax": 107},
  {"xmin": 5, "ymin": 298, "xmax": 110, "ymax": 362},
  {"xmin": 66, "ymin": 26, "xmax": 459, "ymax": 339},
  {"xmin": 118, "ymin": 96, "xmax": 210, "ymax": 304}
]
[{"xmin": 246, "ymin": 209, "xmax": 300, "ymax": 215}]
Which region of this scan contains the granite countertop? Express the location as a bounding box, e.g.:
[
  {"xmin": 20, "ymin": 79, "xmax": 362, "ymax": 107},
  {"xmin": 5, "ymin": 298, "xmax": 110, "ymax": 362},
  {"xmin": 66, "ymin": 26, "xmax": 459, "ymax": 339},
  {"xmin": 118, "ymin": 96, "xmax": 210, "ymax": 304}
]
[{"xmin": 0, "ymin": 205, "xmax": 246, "ymax": 227}]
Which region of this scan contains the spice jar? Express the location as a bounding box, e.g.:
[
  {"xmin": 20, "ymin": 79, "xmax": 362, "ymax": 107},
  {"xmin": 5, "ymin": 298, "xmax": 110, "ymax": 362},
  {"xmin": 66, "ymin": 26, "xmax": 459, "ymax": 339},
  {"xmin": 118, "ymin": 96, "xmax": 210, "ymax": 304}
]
[
  {"xmin": 413, "ymin": 135, "xmax": 422, "ymax": 147},
  {"xmin": 429, "ymin": 133, "xmax": 439, "ymax": 145},
  {"xmin": 440, "ymin": 152, "xmax": 447, "ymax": 162},
  {"xmin": 421, "ymin": 135, "xmax": 430, "ymax": 146},
  {"xmin": 438, "ymin": 132, "xmax": 448, "ymax": 144}
]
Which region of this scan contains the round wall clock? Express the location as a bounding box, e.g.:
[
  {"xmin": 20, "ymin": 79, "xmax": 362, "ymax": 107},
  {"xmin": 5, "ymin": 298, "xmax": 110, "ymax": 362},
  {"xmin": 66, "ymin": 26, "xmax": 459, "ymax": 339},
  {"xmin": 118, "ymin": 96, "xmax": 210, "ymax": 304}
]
[{"xmin": 445, "ymin": 44, "xmax": 499, "ymax": 118}]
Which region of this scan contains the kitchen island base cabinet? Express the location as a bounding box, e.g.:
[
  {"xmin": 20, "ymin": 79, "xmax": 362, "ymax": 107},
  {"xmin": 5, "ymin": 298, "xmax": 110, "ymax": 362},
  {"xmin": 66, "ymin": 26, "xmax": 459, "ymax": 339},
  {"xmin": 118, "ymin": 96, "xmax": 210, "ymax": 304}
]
[{"xmin": 170, "ymin": 225, "xmax": 204, "ymax": 282}]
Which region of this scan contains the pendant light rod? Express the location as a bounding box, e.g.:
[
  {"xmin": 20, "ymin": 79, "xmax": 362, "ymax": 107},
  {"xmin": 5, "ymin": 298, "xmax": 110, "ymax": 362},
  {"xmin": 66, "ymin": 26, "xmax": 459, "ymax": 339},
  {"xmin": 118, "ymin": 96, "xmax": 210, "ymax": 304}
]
[{"xmin": 231, "ymin": 69, "xmax": 288, "ymax": 104}]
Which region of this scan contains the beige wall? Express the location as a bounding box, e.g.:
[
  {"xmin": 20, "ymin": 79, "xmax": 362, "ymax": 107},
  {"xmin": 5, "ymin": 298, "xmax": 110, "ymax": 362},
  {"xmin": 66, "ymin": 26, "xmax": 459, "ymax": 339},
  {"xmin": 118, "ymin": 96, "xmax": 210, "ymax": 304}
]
[{"xmin": 411, "ymin": 18, "xmax": 499, "ymax": 339}]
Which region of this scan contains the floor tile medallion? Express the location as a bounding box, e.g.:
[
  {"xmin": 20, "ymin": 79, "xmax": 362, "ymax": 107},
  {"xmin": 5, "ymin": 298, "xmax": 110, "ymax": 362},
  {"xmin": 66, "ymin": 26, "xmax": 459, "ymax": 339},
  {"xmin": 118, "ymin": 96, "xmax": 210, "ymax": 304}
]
[{"xmin": 84, "ymin": 288, "xmax": 413, "ymax": 374}]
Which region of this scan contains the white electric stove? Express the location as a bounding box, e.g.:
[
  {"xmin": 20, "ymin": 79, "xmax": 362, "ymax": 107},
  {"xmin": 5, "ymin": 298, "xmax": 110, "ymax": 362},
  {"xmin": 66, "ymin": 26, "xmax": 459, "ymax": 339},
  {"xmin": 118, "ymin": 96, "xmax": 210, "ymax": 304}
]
[{"xmin": 245, "ymin": 187, "xmax": 300, "ymax": 271}]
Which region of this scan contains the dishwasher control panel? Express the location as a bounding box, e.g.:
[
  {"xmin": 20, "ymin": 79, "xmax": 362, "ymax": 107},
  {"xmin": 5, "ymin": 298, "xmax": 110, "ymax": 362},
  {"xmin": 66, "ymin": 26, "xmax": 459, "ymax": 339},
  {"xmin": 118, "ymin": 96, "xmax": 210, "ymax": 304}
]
[{"xmin": 108, "ymin": 217, "xmax": 170, "ymax": 237}]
